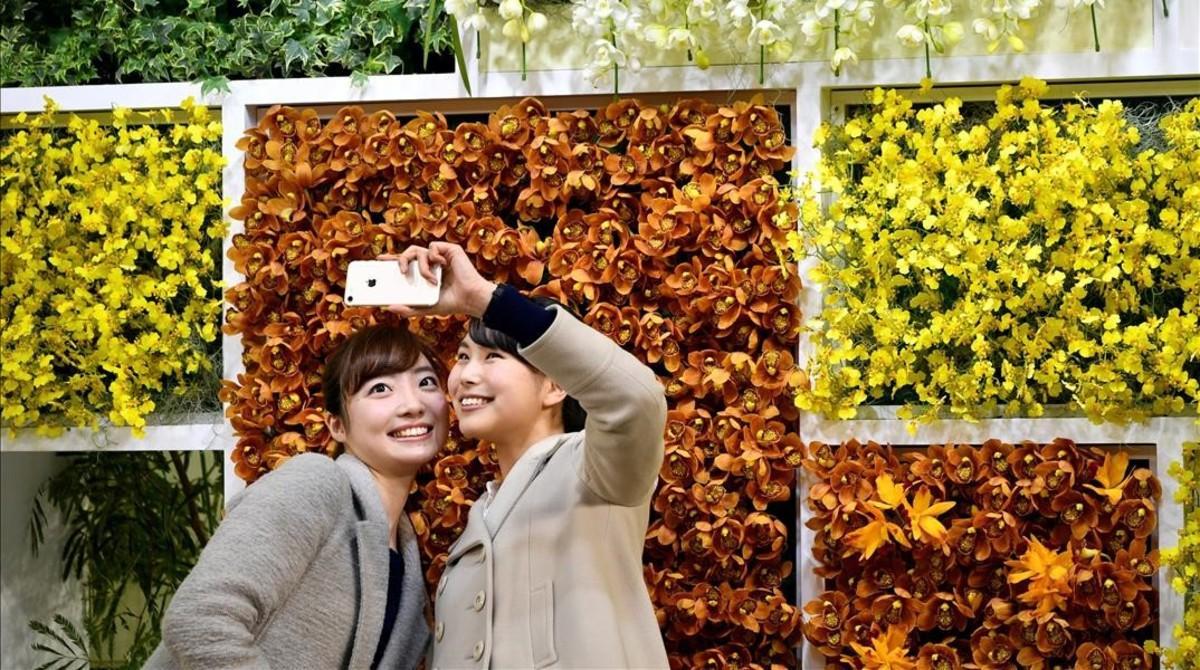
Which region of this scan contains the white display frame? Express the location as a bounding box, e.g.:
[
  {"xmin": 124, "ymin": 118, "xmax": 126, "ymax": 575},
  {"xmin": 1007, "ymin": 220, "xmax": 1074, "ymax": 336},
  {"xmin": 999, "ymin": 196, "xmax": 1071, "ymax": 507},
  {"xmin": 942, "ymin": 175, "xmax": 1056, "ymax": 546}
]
[{"xmin": 1, "ymin": 3, "xmax": 1197, "ymax": 660}]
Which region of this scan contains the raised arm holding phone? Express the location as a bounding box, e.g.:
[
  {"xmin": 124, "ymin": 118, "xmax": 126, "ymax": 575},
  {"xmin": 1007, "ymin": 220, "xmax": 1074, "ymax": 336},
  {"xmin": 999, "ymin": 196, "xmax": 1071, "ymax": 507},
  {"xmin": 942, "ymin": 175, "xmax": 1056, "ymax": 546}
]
[{"xmin": 389, "ymin": 242, "xmax": 670, "ymax": 669}]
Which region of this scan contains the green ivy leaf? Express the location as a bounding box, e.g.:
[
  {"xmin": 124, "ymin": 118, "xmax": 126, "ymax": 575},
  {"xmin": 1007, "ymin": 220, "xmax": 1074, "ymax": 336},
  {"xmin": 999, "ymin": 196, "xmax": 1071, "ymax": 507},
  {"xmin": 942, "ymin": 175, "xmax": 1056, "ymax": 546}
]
[
  {"xmin": 350, "ymin": 70, "xmax": 370, "ymax": 88},
  {"xmin": 283, "ymin": 38, "xmax": 310, "ymax": 71},
  {"xmin": 370, "ymin": 20, "xmax": 394, "ymax": 46},
  {"xmin": 289, "ymin": 0, "xmax": 315, "ymax": 22},
  {"xmin": 198, "ymin": 75, "xmax": 230, "ymax": 97}
]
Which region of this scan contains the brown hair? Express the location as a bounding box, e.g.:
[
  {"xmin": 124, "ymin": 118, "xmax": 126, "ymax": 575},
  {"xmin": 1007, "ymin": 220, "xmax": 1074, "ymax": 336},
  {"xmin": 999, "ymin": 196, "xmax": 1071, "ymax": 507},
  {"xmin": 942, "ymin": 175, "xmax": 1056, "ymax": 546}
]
[{"xmin": 321, "ymin": 325, "xmax": 444, "ymax": 422}]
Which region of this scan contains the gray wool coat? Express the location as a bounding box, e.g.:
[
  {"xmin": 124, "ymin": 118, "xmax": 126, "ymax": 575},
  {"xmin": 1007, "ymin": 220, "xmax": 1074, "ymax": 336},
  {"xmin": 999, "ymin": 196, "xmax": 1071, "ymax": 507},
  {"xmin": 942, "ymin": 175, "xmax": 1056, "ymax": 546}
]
[{"xmin": 143, "ymin": 452, "xmax": 430, "ymax": 670}]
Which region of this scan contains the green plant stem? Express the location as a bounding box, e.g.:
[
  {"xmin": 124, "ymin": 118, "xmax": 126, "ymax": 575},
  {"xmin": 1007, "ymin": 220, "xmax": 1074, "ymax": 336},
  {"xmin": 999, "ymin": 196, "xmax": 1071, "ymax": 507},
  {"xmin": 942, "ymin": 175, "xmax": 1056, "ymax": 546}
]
[
  {"xmin": 521, "ymin": 41, "xmax": 527, "ymax": 81},
  {"xmin": 1162, "ymin": 0, "xmax": 1169, "ymax": 17},
  {"xmin": 923, "ymin": 18, "xmax": 932, "ymax": 79},
  {"xmin": 833, "ymin": 9, "xmax": 841, "ymax": 76},
  {"xmin": 686, "ymin": 15, "xmax": 692, "ymax": 61},
  {"xmin": 760, "ymin": 45, "xmax": 766, "ymax": 85},
  {"xmin": 168, "ymin": 451, "xmax": 210, "ymax": 547},
  {"xmin": 610, "ymin": 23, "xmax": 619, "ymax": 97},
  {"xmin": 1090, "ymin": 4, "xmax": 1100, "ymax": 52}
]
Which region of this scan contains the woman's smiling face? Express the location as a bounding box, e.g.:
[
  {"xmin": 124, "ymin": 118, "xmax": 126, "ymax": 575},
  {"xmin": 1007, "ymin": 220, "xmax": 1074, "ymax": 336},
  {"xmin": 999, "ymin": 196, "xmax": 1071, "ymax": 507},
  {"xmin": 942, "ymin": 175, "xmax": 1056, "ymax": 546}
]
[
  {"xmin": 447, "ymin": 336, "xmax": 552, "ymax": 443},
  {"xmin": 329, "ymin": 355, "xmax": 449, "ymax": 475}
]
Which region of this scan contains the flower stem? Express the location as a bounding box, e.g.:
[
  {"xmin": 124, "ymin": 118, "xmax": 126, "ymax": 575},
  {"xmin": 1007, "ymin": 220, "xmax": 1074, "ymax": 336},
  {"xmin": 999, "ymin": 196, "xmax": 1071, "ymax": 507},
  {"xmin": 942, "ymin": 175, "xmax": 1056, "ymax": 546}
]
[
  {"xmin": 1090, "ymin": 4, "xmax": 1100, "ymax": 52},
  {"xmin": 833, "ymin": 9, "xmax": 841, "ymax": 76},
  {"xmin": 610, "ymin": 25, "xmax": 619, "ymax": 97},
  {"xmin": 521, "ymin": 41, "xmax": 527, "ymax": 80},
  {"xmin": 1161, "ymin": 0, "xmax": 1169, "ymax": 17},
  {"xmin": 686, "ymin": 15, "xmax": 693, "ymax": 61},
  {"xmin": 760, "ymin": 45, "xmax": 765, "ymax": 85},
  {"xmin": 923, "ymin": 18, "xmax": 932, "ymax": 79}
]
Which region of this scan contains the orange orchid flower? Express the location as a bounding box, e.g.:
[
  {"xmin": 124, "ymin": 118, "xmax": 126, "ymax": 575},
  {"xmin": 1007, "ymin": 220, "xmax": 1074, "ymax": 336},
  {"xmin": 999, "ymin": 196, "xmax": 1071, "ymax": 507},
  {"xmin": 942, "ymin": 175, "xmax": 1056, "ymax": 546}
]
[
  {"xmin": 1085, "ymin": 450, "xmax": 1130, "ymax": 505},
  {"xmin": 849, "ymin": 626, "xmax": 916, "ymax": 670},
  {"xmin": 846, "ymin": 505, "xmax": 911, "ymax": 560},
  {"xmin": 1007, "ymin": 536, "xmax": 1075, "ymax": 615},
  {"xmin": 905, "ymin": 486, "xmax": 956, "ymax": 545}
]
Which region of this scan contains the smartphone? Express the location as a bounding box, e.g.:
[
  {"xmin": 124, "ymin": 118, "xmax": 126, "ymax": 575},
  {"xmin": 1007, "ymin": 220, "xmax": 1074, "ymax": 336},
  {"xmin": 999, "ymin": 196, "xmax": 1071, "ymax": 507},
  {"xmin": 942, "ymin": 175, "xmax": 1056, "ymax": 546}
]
[{"xmin": 344, "ymin": 260, "xmax": 442, "ymax": 307}]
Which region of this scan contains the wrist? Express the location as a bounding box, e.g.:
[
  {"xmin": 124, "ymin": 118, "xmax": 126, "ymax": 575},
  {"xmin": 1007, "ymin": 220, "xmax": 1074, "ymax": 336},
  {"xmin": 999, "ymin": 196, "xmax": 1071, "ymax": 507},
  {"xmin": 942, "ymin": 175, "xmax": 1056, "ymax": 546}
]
[{"xmin": 467, "ymin": 280, "xmax": 498, "ymax": 318}]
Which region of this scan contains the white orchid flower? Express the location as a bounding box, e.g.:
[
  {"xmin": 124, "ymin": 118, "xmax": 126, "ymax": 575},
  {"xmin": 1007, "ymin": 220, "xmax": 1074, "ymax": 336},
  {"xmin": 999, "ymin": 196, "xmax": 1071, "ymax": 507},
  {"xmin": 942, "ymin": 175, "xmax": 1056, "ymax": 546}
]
[
  {"xmin": 831, "ymin": 45, "xmax": 858, "ymax": 71},
  {"xmin": 897, "ymin": 23, "xmax": 925, "ymax": 47}
]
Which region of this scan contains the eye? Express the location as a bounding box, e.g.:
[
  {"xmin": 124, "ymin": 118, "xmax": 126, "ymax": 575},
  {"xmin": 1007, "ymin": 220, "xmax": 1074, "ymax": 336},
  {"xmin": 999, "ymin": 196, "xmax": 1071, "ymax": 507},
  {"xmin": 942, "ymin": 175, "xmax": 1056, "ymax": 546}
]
[
  {"xmin": 419, "ymin": 375, "xmax": 440, "ymax": 388},
  {"xmin": 368, "ymin": 382, "xmax": 389, "ymax": 394},
  {"xmin": 455, "ymin": 352, "xmax": 469, "ymax": 361},
  {"xmin": 485, "ymin": 351, "xmax": 504, "ymax": 360}
]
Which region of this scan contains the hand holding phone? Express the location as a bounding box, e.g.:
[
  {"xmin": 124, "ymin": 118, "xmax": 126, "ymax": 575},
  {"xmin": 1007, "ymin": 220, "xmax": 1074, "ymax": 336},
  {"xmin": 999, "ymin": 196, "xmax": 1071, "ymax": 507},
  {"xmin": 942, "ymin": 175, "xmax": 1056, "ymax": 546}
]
[
  {"xmin": 382, "ymin": 243, "xmax": 497, "ymax": 319},
  {"xmin": 344, "ymin": 260, "xmax": 442, "ymax": 307}
]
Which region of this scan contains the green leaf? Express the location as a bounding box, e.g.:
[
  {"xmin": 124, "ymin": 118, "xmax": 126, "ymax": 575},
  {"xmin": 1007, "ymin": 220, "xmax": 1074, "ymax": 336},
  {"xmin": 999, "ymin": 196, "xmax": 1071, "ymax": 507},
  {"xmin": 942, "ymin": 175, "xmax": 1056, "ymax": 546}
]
[
  {"xmin": 283, "ymin": 37, "xmax": 310, "ymax": 71},
  {"xmin": 198, "ymin": 75, "xmax": 231, "ymax": 97},
  {"xmin": 448, "ymin": 13, "xmax": 471, "ymax": 95},
  {"xmin": 371, "ymin": 20, "xmax": 394, "ymax": 46},
  {"xmin": 421, "ymin": 0, "xmax": 439, "ymax": 68},
  {"xmin": 350, "ymin": 69, "xmax": 370, "ymax": 87}
]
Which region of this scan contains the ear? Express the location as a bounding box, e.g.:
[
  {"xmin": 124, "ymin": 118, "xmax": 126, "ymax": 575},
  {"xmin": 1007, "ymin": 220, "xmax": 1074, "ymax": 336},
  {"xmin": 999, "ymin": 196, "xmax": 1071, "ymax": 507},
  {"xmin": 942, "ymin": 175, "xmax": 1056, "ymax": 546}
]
[
  {"xmin": 540, "ymin": 378, "xmax": 568, "ymax": 409},
  {"xmin": 327, "ymin": 412, "xmax": 348, "ymax": 444}
]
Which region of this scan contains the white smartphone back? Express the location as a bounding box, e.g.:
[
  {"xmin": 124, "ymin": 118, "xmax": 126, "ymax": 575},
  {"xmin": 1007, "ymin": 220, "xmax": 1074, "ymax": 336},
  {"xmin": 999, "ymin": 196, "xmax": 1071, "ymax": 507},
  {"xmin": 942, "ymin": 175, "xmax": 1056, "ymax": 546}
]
[{"xmin": 344, "ymin": 260, "xmax": 442, "ymax": 307}]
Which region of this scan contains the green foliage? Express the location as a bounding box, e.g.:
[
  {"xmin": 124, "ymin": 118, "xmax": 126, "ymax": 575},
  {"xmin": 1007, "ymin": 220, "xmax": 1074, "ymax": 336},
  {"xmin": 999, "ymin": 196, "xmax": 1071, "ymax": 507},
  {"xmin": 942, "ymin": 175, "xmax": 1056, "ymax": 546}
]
[
  {"xmin": 30, "ymin": 616, "xmax": 89, "ymax": 670},
  {"xmin": 28, "ymin": 451, "xmax": 224, "ymax": 670},
  {"xmin": 0, "ymin": 0, "xmax": 456, "ymax": 87}
]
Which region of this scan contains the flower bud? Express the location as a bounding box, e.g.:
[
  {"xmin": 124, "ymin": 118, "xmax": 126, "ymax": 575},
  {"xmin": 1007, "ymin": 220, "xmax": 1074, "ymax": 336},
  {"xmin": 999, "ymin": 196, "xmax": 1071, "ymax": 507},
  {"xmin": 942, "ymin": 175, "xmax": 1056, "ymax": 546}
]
[
  {"xmin": 498, "ymin": 0, "xmax": 523, "ymax": 21},
  {"xmin": 527, "ymin": 11, "xmax": 548, "ymax": 32}
]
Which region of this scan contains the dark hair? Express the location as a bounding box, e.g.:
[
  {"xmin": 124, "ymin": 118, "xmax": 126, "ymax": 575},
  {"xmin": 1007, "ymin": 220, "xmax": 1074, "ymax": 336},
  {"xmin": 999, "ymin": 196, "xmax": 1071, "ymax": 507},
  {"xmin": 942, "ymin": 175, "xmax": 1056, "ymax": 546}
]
[
  {"xmin": 466, "ymin": 297, "xmax": 587, "ymax": 433},
  {"xmin": 322, "ymin": 324, "xmax": 444, "ymax": 422}
]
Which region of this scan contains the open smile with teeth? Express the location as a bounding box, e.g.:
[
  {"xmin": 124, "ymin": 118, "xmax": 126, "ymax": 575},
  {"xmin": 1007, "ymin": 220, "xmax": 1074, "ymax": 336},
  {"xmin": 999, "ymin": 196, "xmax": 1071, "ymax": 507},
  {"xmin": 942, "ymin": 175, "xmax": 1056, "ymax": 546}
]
[
  {"xmin": 458, "ymin": 396, "xmax": 492, "ymax": 410},
  {"xmin": 389, "ymin": 426, "xmax": 432, "ymax": 439}
]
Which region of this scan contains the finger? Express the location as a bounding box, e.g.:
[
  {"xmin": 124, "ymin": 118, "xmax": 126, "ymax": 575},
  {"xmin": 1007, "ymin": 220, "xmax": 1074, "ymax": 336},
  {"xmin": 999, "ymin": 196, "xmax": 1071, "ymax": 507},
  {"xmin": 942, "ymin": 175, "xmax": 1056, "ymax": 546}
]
[
  {"xmin": 427, "ymin": 245, "xmax": 448, "ymax": 268},
  {"xmin": 384, "ymin": 304, "xmax": 419, "ymax": 318},
  {"xmin": 429, "ymin": 241, "xmax": 464, "ymax": 260},
  {"xmin": 377, "ymin": 253, "xmax": 401, "ymax": 260},
  {"xmin": 414, "ymin": 252, "xmax": 438, "ymax": 284}
]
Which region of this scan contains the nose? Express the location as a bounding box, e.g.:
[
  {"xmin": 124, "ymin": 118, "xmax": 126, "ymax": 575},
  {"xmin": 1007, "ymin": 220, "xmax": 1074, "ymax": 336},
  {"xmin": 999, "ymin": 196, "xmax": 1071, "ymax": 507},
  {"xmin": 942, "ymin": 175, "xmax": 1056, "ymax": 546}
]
[
  {"xmin": 392, "ymin": 383, "xmax": 425, "ymax": 417},
  {"xmin": 454, "ymin": 356, "xmax": 482, "ymax": 387}
]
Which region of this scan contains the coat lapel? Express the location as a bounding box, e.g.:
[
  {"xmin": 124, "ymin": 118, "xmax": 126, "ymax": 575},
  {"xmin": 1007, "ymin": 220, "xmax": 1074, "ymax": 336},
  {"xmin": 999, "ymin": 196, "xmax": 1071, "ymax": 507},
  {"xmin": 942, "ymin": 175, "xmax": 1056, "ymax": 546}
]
[
  {"xmin": 483, "ymin": 434, "xmax": 569, "ymax": 538},
  {"xmin": 336, "ymin": 454, "xmax": 391, "ymax": 670},
  {"xmin": 377, "ymin": 514, "xmax": 431, "ymax": 669}
]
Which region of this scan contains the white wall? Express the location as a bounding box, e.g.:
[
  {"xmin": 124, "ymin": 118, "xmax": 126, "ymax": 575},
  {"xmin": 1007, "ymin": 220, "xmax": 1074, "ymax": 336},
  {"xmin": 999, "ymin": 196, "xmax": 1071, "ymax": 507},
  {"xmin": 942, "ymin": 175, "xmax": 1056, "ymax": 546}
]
[{"xmin": 1, "ymin": 453, "xmax": 84, "ymax": 669}]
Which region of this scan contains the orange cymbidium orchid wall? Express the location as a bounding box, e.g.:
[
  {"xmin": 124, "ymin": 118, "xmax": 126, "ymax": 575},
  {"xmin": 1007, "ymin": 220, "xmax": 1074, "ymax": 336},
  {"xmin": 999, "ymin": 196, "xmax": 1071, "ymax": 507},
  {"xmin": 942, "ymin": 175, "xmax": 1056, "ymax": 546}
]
[
  {"xmin": 802, "ymin": 438, "xmax": 1160, "ymax": 668},
  {"xmin": 222, "ymin": 96, "xmax": 806, "ymax": 666}
]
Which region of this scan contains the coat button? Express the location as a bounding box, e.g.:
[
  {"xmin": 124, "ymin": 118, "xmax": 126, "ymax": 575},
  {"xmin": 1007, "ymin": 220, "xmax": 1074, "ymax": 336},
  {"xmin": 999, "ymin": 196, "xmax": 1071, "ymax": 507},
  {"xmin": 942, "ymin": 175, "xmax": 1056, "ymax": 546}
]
[
  {"xmin": 435, "ymin": 620, "xmax": 444, "ymax": 641},
  {"xmin": 472, "ymin": 640, "xmax": 485, "ymax": 661},
  {"xmin": 473, "ymin": 590, "xmax": 486, "ymax": 611}
]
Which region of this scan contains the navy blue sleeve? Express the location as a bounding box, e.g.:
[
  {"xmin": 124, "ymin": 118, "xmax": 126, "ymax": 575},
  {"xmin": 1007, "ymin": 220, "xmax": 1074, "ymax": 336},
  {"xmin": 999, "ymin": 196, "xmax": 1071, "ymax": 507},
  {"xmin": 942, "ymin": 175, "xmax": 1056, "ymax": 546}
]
[{"xmin": 481, "ymin": 283, "xmax": 556, "ymax": 348}]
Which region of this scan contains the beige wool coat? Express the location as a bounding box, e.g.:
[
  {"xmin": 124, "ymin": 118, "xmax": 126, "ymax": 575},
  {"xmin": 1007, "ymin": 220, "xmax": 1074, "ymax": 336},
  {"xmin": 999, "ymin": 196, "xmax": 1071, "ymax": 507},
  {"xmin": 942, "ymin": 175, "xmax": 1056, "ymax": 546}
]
[
  {"xmin": 143, "ymin": 452, "xmax": 429, "ymax": 670},
  {"xmin": 431, "ymin": 308, "xmax": 669, "ymax": 670}
]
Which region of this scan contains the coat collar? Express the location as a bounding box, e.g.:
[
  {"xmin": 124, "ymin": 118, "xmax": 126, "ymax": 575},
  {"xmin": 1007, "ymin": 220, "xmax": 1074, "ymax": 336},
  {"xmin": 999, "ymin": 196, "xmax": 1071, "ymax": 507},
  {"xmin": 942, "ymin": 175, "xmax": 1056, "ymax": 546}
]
[
  {"xmin": 335, "ymin": 452, "xmax": 430, "ymax": 670},
  {"xmin": 482, "ymin": 432, "xmax": 571, "ymax": 537}
]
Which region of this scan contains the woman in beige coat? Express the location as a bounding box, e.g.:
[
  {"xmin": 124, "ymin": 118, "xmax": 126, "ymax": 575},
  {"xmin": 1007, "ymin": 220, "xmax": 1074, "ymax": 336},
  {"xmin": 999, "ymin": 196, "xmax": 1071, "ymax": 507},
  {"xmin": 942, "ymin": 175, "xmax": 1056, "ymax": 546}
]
[{"xmin": 389, "ymin": 242, "xmax": 669, "ymax": 670}]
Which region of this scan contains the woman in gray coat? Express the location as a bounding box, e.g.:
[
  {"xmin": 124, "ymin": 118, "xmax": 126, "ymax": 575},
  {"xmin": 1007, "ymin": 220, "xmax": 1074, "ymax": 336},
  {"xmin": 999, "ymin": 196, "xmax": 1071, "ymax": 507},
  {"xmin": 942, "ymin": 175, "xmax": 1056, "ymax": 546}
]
[{"xmin": 145, "ymin": 325, "xmax": 447, "ymax": 670}]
